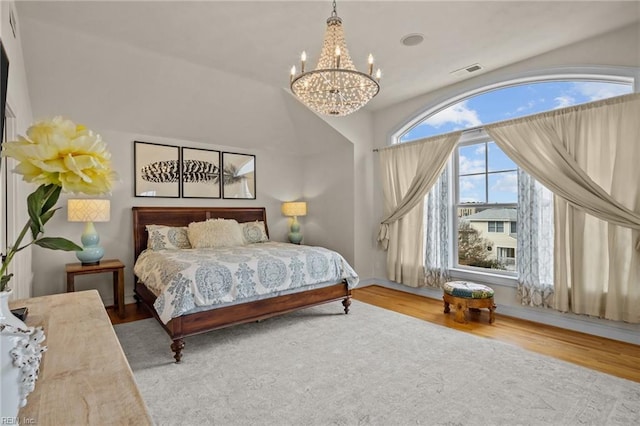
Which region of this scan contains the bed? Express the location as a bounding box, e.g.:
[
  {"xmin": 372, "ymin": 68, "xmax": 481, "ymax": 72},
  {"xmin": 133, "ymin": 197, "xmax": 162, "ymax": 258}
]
[{"xmin": 132, "ymin": 206, "xmax": 356, "ymax": 362}]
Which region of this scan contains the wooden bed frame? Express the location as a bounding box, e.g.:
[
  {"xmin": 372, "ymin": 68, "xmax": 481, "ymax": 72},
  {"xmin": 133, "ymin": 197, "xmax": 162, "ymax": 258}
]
[{"xmin": 132, "ymin": 206, "xmax": 351, "ymax": 362}]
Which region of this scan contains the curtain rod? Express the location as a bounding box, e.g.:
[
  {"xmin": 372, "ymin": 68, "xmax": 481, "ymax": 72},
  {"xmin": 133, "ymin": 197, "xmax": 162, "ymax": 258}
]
[{"xmin": 372, "ymin": 126, "xmax": 483, "ymax": 152}]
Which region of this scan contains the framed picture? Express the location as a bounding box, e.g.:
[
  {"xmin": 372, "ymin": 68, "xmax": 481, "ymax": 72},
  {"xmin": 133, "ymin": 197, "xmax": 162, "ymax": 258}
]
[
  {"xmin": 134, "ymin": 141, "xmax": 180, "ymax": 198},
  {"xmin": 181, "ymin": 147, "xmax": 221, "ymax": 198},
  {"xmin": 222, "ymin": 152, "xmax": 256, "ymax": 199}
]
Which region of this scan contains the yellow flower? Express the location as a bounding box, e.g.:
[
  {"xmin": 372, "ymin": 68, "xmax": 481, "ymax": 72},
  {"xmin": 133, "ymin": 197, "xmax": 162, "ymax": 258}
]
[
  {"xmin": 1, "ymin": 117, "xmax": 118, "ymax": 291},
  {"xmin": 2, "ymin": 116, "xmax": 116, "ymax": 195}
]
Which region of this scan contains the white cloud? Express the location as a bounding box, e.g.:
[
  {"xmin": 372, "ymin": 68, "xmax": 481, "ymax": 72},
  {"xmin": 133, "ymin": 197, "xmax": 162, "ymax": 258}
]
[
  {"xmin": 571, "ymin": 82, "xmax": 631, "ymax": 101},
  {"xmin": 553, "ymin": 95, "xmax": 576, "ymax": 109},
  {"xmin": 459, "ymin": 175, "xmax": 484, "ymax": 203},
  {"xmin": 424, "ymin": 101, "xmax": 482, "ymax": 129},
  {"xmin": 474, "ymin": 144, "xmax": 486, "ymax": 155},
  {"xmin": 459, "ymin": 155, "xmax": 485, "ymax": 174},
  {"xmin": 491, "ymin": 173, "xmax": 518, "ymax": 193},
  {"xmin": 516, "ymin": 100, "xmax": 536, "ymax": 113}
]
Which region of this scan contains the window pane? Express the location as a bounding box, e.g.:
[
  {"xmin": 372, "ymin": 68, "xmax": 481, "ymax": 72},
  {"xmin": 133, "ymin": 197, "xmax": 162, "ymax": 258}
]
[
  {"xmin": 510, "ymin": 221, "xmax": 516, "ymax": 233},
  {"xmin": 459, "ymin": 175, "xmax": 486, "ymax": 203},
  {"xmin": 488, "ymin": 171, "xmax": 517, "ymax": 204},
  {"xmin": 458, "ymin": 144, "xmax": 485, "ymax": 175},
  {"xmin": 458, "ymin": 209, "xmax": 516, "ymax": 272},
  {"xmin": 488, "ymin": 142, "xmax": 516, "ymax": 172}
]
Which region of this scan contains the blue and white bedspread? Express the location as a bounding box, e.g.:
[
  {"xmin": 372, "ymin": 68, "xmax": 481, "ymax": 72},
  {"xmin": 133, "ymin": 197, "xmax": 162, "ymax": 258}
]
[{"xmin": 134, "ymin": 242, "xmax": 359, "ymax": 324}]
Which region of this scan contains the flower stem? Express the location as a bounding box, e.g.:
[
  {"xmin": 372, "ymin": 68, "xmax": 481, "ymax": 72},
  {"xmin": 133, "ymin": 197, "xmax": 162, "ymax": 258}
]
[{"xmin": 0, "ymin": 185, "xmax": 58, "ymax": 291}]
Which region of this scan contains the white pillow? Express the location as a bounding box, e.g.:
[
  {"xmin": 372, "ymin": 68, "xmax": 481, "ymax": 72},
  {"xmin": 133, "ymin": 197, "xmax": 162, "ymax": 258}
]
[
  {"xmin": 146, "ymin": 225, "xmax": 191, "ymax": 250},
  {"xmin": 240, "ymin": 221, "xmax": 269, "ymax": 244},
  {"xmin": 188, "ymin": 219, "xmax": 245, "ymax": 248}
]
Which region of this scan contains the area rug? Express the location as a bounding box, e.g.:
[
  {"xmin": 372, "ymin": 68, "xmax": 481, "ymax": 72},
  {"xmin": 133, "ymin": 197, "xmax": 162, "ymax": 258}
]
[{"xmin": 114, "ymin": 301, "xmax": 639, "ymax": 426}]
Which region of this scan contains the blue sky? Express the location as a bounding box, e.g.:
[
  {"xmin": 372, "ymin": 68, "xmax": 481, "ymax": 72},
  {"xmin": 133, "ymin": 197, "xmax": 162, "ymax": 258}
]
[
  {"xmin": 401, "ymin": 80, "xmax": 632, "ymax": 203},
  {"xmin": 401, "ymin": 81, "xmax": 632, "ymax": 142}
]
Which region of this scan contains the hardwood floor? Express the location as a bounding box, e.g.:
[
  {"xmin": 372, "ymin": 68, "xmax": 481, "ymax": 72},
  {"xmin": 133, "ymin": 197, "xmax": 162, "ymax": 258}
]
[
  {"xmin": 107, "ymin": 302, "xmax": 152, "ymax": 325},
  {"xmin": 107, "ymin": 284, "xmax": 640, "ymax": 383},
  {"xmin": 353, "ymin": 285, "xmax": 640, "ymax": 383}
]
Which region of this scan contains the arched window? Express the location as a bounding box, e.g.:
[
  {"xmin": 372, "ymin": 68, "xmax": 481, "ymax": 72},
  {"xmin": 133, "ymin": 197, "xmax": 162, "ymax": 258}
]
[{"xmin": 397, "ymin": 77, "xmax": 634, "ymax": 280}]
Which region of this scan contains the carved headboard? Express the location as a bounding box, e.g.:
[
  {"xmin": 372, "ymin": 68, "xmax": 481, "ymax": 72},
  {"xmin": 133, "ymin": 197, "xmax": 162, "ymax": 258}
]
[{"xmin": 132, "ymin": 206, "xmax": 269, "ymax": 261}]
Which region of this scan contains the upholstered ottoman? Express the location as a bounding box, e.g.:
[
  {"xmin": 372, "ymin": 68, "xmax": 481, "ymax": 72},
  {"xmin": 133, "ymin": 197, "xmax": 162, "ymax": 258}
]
[{"xmin": 443, "ymin": 281, "xmax": 496, "ymax": 324}]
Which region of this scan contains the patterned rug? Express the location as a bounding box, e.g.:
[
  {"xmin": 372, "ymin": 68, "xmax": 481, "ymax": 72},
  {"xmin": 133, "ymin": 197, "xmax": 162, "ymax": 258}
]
[{"xmin": 114, "ymin": 300, "xmax": 640, "ymax": 425}]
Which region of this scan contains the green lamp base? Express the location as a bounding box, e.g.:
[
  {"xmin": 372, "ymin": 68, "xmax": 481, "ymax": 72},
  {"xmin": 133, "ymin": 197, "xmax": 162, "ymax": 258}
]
[{"xmin": 288, "ymin": 217, "xmax": 303, "ymax": 244}]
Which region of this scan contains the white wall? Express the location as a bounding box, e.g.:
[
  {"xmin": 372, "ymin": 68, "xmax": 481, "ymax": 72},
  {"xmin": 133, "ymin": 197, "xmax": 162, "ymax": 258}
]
[
  {"xmin": 1, "ymin": 1, "xmax": 34, "ymax": 299},
  {"xmin": 18, "ymin": 16, "xmax": 299, "ymax": 154},
  {"xmin": 319, "ymin": 112, "xmax": 377, "ymax": 281}
]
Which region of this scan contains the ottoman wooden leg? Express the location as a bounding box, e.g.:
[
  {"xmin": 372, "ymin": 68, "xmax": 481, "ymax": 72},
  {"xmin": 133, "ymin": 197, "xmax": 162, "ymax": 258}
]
[
  {"xmin": 488, "ymin": 301, "xmax": 496, "ymax": 324},
  {"xmin": 454, "ymin": 301, "xmax": 467, "ymax": 323},
  {"xmin": 443, "ymin": 299, "xmax": 450, "ymax": 313}
]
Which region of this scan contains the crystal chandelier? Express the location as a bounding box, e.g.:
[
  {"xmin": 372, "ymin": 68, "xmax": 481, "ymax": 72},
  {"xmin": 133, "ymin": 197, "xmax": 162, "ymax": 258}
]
[{"xmin": 289, "ymin": 0, "xmax": 381, "ymax": 116}]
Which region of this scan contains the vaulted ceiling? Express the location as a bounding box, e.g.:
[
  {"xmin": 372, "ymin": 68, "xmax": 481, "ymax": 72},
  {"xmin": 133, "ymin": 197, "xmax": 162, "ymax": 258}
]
[{"xmin": 16, "ymin": 1, "xmax": 640, "ymax": 111}]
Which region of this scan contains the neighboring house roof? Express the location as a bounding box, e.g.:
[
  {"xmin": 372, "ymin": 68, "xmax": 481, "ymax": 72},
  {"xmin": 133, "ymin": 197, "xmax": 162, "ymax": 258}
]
[{"xmin": 462, "ymin": 208, "xmax": 517, "ymax": 222}]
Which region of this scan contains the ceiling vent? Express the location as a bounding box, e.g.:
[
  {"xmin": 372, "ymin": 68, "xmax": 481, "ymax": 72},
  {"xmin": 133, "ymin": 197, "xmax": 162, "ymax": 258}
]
[{"xmin": 450, "ymin": 63, "xmax": 483, "ymax": 77}]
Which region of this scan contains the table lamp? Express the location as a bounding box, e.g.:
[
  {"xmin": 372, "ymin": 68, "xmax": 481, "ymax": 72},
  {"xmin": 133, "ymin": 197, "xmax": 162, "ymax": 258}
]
[
  {"xmin": 67, "ymin": 199, "xmax": 111, "ymax": 265},
  {"xmin": 281, "ymin": 201, "xmax": 307, "ymax": 244}
]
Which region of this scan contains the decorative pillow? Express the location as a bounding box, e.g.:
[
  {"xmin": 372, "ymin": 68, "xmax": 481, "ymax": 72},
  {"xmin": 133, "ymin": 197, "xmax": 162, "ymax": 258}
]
[
  {"xmin": 188, "ymin": 219, "xmax": 245, "ymax": 248},
  {"xmin": 146, "ymin": 225, "xmax": 191, "ymax": 250},
  {"xmin": 240, "ymin": 221, "xmax": 269, "ymax": 244}
]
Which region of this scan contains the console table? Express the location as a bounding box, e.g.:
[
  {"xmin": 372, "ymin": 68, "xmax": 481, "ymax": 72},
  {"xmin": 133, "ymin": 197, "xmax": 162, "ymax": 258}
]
[{"xmin": 11, "ymin": 290, "xmax": 152, "ymax": 425}]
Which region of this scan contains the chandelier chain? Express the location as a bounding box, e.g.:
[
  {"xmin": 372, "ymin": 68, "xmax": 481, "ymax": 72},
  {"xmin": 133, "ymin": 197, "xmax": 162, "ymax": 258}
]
[{"xmin": 331, "ymin": 0, "xmax": 337, "ymax": 17}]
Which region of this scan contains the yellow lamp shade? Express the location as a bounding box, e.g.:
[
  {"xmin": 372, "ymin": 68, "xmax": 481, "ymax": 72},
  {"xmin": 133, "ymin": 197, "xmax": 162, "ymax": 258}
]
[
  {"xmin": 67, "ymin": 199, "xmax": 111, "ymax": 222},
  {"xmin": 281, "ymin": 201, "xmax": 307, "ymax": 217}
]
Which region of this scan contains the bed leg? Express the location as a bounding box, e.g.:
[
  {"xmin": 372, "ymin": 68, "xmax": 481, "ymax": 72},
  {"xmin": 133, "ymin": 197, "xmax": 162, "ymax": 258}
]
[
  {"xmin": 133, "ymin": 293, "xmax": 141, "ymax": 306},
  {"xmin": 342, "ymin": 297, "xmax": 351, "ymax": 314},
  {"xmin": 171, "ymin": 338, "xmax": 185, "ymax": 363}
]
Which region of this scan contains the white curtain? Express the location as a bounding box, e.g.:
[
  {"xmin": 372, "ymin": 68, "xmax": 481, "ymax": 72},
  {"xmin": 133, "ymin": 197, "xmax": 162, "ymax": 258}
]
[
  {"xmin": 516, "ymin": 169, "xmax": 554, "ymax": 308},
  {"xmin": 486, "ymin": 93, "xmax": 640, "ymax": 322},
  {"xmin": 424, "ymin": 169, "xmax": 450, "ymax": 288},
  {"xmin": 378, "ymin": 133, "xmax": 460, "ymax": 287}
]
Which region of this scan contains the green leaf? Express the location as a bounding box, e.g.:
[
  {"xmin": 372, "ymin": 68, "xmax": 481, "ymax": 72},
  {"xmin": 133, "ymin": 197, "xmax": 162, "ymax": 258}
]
[
  {"xmin": 34, "ymin": 237, "xmax": 82, "ymax": 251},
  {"xmin": 41, "ymin": 184, "xmax": 62, "ymax": 214},
  {"xmin": 1, "ymin": 273, "xmax": 13, "ymax": 288},
  {"xmin": 29, "ymin": 219, "xmax": 39, "ymax": 240},
  {"xmin": 27, "ymin": 185, "xmax": 46, "ymax": 234},
  {"xmin": 40, "ymin": 207, "xmax": 61, "ymax": 227}
]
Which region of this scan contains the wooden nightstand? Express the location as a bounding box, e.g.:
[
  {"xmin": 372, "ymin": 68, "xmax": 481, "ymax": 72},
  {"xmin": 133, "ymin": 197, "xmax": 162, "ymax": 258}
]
[{"xmin": 65, "ymin": 259, "xmax": 125, "ymax": 318}]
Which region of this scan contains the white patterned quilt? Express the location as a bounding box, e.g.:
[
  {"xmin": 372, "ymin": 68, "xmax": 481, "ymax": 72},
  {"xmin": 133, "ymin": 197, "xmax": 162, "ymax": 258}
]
[{"xmin": 133, "ymin": 242, "xmax": 359, "ymax": 324}]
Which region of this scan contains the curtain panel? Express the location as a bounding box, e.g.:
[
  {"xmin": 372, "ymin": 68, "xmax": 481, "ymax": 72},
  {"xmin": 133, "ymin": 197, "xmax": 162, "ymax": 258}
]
[
  {"xmin": 424, "ymin": 169, "xmax": 451, "ymax": 288},
  {"xmin": 377, "ymin": 133, "xmax": 460, "ymax": 287},
  {"xmin": 516, "ymin": 169, "xmax": 555, "ymax": 308},
  {"xmin": 486, "ymin": 93, "xmax": 640, "ymax": 322}
]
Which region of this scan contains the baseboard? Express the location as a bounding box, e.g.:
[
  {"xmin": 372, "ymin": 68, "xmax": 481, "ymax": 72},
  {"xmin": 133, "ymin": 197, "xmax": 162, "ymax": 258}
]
[{"xmin": 358, "ymin": 279, "xmax": 640, "ymax": 346}]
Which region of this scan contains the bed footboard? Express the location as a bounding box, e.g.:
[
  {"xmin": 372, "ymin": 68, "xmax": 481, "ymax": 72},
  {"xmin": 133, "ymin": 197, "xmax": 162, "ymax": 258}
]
[{"xmin": 134, "ymin": 279, "xmax": 351, "ymax": 363}]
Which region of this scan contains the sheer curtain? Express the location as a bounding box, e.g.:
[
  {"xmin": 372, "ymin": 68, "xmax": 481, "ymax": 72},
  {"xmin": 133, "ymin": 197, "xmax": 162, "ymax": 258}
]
[
  {"xmin": 378, "ymin": 133, "xmax": 460, "ymax": 287},
  {"xmin": 486, "ymin": 93, "xmax": 640, "ymax": 322},
  {"xmin": 424, "ymin": 169, "xmax": 450, "ymax": 288},
  {"xmin": 517, "ymin": 169, "xmax": 554, "ymax": 307}
]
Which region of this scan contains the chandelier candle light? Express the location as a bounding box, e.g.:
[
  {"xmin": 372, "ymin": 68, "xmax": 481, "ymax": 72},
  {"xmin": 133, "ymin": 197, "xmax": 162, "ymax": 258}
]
[
  {"xmin": 67, "ymin": 199, "xmax": 111, "ymax": 265},
  {"xmin": 282, "ymin": 201, "xmax": 307, "ymax": 244},
  {"xmin": 290, "ymin": 0, "xmax": 381, "ymax": 116}
]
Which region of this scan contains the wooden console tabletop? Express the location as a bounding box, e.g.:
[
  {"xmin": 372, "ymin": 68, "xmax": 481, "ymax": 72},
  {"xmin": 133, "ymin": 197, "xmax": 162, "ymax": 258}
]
[{"xmin": 11, "ymin": 290, "xmax": 152, "ymax": 425}]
